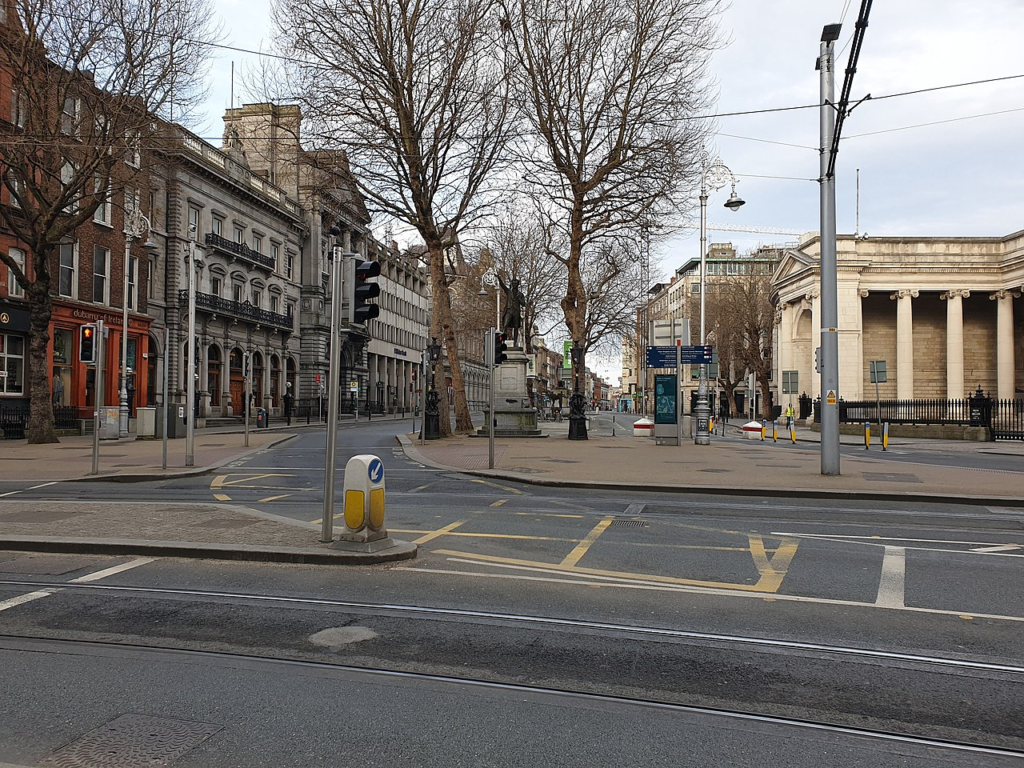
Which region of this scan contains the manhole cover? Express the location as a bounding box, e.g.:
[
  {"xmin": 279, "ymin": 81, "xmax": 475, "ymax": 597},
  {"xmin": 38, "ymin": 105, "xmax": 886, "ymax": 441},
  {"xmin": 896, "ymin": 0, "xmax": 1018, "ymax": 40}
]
[
  {"xmin": 610, "ymin": 519, "xmax": 647, "ymax": 528},
  {"xmin": 36, "ymin": 713, "xmax": 221, "ymax": 767}
]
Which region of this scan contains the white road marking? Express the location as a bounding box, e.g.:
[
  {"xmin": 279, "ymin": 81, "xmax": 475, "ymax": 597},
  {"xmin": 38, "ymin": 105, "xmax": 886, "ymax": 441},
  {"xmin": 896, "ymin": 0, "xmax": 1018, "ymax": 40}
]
[
  {"xmin": 0, "ymin": 590, "xmax": 56, "ymax": 612},
  {"xmin": 772, "ymin": 532, "xmax": 1024, "ymax": 557},
  {"xmin": 0, "ymin": 491, "xmax": 22, "ymax": 498},
  {"xmin": 419, "ymin": 557, "xmax": 1024, "ymax": 623},
  {"xmin": 971, "ymin": 544, "xmax": 1022, "ymax": 554},
  {"xmin": 69, "ymin": 557, "xmax": 156, "ymax": 584},
  {"xmin": 875, "ymin": 547, "xmax": 906, "ymax": 608},
  {"xmin": 0, "ymin": 557, "xmax": 155, "ymax": 614},
  {"xmin": 27, "ymin": 482, "xmax": 59, "ymax": 490}
]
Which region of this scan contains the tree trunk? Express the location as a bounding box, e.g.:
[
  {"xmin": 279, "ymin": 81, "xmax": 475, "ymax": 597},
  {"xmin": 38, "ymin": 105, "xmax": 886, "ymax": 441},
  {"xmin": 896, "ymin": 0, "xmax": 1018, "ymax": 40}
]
[
  {"xmin": 426, "ymin": 243, "xmax": 474, "ymax": 435},
  {"xmin": 26, "ymin": 278, "xmax": 58, "ymax": 444}
]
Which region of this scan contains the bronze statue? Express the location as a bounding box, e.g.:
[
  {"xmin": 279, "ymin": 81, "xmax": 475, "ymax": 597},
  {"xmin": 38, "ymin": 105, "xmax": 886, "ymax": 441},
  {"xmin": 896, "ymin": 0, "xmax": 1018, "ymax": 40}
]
[{"xmin": 497, "ymin": 273, "xmax": 525, "ymax": 347}]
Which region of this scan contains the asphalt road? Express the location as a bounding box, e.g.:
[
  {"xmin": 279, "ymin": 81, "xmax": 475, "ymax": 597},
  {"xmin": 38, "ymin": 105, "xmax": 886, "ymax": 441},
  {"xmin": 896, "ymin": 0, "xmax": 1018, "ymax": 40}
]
[{"xmin": 2, "ymin": 419, "xmax": 1022, "ymax": 765}]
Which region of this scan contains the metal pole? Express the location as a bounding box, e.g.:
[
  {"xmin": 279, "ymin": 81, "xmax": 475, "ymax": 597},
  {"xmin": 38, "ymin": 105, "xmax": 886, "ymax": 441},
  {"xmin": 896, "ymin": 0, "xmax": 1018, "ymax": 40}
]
[
  {"xmin": 161, "ymin": 326, "xmax": 169, "ymax": 469},
  {"xmin": 119, "ymin": 231, "xmax": 131, "ymax": 437},
  {"xmin": 819, "ymin": 30, "xmax": 841, "ymax": 476},
  {"xmin": 488, "ymin": 329, "xmax": 495, "ymax": 469},
  {"xmin": 419, "ymin": 352, "xmax": 425, "ymax": 446},
  {"xmin": 676, "ymin": 341, "xmax": 682, "ymax": 445},
  {"xmin": 322, "ymin": 243, "xmax": 344, "ymax": 543},
  {"xmin": 185, "ymin": 241, "xmax": 197, "ymax": 467},
  {"xmin": 244, "ymin": 350, "xmax": 251, "ymax": 448},
  {"xmin": 90, "ymin": 319, "xmax": 104, "ymax": 474},
  {"xmin": 694, "ymin": 182, "xmax": 710, "ymax": 446}
]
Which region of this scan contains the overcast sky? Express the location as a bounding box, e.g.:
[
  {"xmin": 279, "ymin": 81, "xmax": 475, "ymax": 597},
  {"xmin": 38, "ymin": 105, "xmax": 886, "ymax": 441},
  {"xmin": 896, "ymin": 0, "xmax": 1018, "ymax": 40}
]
[{"xmin": 200, "ymin": 0, "xmax": 1024, "ymax": 381}]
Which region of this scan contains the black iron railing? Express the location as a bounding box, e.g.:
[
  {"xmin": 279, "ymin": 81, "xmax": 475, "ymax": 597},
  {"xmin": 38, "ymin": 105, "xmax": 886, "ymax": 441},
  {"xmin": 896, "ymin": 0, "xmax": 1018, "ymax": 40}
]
[
  {"xmin": 178, "ymin": 290, "xmax": 293, "ymax": 332},
  {"xmin": 991, "ymin": 398, "xmax": 1024, "ymax": 441},
  {"xmin": 0, "ymin": 405, "xmax": 79, "ymax": 439},
  {"xmin": 204, "ymin": 232, "xmax": 276, "ymax": 270}
]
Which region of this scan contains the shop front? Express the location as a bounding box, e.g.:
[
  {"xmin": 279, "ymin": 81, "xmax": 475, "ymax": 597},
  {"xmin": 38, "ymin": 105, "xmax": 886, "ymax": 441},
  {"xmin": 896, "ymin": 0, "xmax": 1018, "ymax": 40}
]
[
  {"xmin": 0, "ymin": 299, "xmax": 30, "ymax": 409},
  {"xmin": 49, "ymin": 304, "xmax": 153, "ymax": 421}
]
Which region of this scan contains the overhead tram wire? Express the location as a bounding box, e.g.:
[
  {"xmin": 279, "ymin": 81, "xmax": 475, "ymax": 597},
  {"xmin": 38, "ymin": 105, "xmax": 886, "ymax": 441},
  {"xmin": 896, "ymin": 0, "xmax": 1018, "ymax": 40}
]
[{"xmin": 827, "ymin": 0, "xmax": 874, "ymax": 181}]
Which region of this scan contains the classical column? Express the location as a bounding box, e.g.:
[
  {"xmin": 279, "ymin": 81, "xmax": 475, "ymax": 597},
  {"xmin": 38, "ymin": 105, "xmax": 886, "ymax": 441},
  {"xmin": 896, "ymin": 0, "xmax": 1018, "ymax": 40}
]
[
  {"xmin": 890, "ymin": 290, "xmax": 918, "ymax": 399},
  {"xmin": 941, "ymin": 289, "xmax": 969, "ymax": 400},
  {"xmin": 991, "ymin": 290, "xmax": 1020, "ymax": 400},
  {"xmin": 807, "ymin": 289, "xmax": 820, "ymax": 399}
]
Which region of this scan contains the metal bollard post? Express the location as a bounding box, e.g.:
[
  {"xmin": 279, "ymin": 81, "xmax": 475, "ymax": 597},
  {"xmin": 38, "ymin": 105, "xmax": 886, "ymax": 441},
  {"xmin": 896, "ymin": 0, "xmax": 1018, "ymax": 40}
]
[
  {"xmin": 882, "ymin": 421, "xmax": 889, "ymax": 451},
  {"xmin": 864, "ymin": 421, "xmax": 871, "ymax": 450},
  {"xmin": 772, "ymin": 420, "xmax": 778, "ymax": 442}
]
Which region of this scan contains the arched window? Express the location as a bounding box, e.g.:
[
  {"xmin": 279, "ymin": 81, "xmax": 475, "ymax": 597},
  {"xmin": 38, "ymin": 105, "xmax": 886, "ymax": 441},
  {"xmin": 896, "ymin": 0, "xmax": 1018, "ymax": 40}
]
[
  {"xmin": 207, "ymin": 345, "xmax": 222, "ymax": 407},
  {"xmin": 270, "ymin": 354, "xmax": 281, "ymax": 407}
]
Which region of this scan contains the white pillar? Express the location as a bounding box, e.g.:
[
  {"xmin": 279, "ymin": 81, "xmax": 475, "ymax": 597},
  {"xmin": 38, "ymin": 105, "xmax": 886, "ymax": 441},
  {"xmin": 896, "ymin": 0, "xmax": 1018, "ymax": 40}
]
[
  {"xmin": 891, "ymin": 290, "xmax": 918, "ymax": 399},
  {"xmin": 808, "ymin": 289, "xmax": 820, "ymax": 399},
  {"xmin": 941, "ymin": 289, "xmax": 969, "ymax": 400},
  {"xmin": 992, "ymin": 290, "xmax": 1020, "ymax": 400}
]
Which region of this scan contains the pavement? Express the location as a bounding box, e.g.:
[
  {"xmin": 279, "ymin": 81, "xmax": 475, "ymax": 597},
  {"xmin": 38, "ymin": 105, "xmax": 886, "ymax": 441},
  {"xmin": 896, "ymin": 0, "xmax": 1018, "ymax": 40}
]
[
  {"xmin": 401, "ymin": 415, "xmax": 1024, "ymax": 506},
  {"xmin": 1, "ymin": 414, "xmax": 1022, "ymax": 568}
]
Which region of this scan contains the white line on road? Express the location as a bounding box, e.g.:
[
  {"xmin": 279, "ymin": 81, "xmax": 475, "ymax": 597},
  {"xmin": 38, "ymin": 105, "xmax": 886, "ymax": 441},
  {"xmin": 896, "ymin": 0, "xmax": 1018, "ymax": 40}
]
[
  {"xmin": 875, "ymin": 547, "xmax": 906, "ymax": 608},
  {"xmin": 0, "ymin": 491, "xmax": 23, "ymax": 498},
  {"xmin": 0, "ymin": 557, "xmax": 155, "ymax": 614},
  {"xmin": 971, "ymin": 544, "xmax": 1022, "ymax": 553},
  {"xmin": 623, "ymin": 503, "xmax": 646, "ymax": 516},
  {"xmin": 27, "ymin": 481, "xmax": 59, "ymax": 490},
  {"xmin": 0, "ymin": 590, "xmax": 56, "ymax": 612}
]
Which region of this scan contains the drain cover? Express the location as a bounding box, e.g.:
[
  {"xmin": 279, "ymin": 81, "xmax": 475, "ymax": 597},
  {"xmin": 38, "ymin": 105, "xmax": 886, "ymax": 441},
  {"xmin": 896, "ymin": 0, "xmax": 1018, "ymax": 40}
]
[
  {"xmin": 36, "ymin": 713, "xmax": 222, "ymax": 767},
  {"xmin": 610, "ymin": 519, "xmax": 648, "ymax": 528}
]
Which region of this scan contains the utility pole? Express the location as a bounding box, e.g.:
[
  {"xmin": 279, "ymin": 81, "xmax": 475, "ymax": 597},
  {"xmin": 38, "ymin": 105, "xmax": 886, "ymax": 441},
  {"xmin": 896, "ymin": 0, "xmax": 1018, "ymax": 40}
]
[{"xmin": 818, "ymin": 23, "xmax": 842, "ymax": 476}]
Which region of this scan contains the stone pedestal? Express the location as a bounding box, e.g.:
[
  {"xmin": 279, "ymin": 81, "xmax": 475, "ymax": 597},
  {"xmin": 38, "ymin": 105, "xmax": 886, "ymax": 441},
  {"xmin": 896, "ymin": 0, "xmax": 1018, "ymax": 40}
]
[{"xmin": 478, "ymin": 348, "xmax": 541, "ymax": 437}]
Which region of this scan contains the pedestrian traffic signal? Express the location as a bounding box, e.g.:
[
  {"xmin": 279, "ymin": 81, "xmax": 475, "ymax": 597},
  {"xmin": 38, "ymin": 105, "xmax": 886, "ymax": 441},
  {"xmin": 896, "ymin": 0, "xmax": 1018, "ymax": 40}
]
[
  {"xmin": 79, "ymin": 324, "xmax": 96, "ymax": 364},
  {"xmin": 351, "ymin": 260, "xmax": 381, "ymax": 323},
  {"xmin": 493, "ymin": 331, "xmax": 508, "ymax": 366}
]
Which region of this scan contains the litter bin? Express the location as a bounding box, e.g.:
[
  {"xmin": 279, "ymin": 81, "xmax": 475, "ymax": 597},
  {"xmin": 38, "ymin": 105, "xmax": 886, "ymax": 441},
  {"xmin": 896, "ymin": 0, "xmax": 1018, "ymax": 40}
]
[{"xmin": 256, "ymin": 408, "xmax": 267, "ymax": 428}]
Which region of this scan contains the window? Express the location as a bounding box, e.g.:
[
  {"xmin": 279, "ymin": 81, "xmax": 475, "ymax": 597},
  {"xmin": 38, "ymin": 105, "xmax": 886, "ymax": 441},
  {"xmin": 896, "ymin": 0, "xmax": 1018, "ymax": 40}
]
[
  {"xmin": 232, "ymin": 283, "xmax": 242, "ymax": 303},
  {"xmin": 270, "ymin": 295, "xmax": 278, "ymax": 314},
  {"xmin": 252, "ymin": 291, "xmax": 262, "ymax": 308},
  {"xmin": 286, "ymin": 251, "xmax": 294, "ymax": 280},
  {"xmin": 127, "ymin": 257, "xmax": 138, "ymax": 309},
  {"xmin": 61, "ymin": 163, "xmax": 78, "ymax": 212},
  {"xmin": 125, "ymin": 130, "xmax": 141, "ymax": 167},
  {"xmin": 234, "ymin": 226, "xmax": 244, "ymax": 244},
  {"xmin": 188, "ymin": 206, "xmax": 200, "ymax": 238},
  {"xmin": 93, "ymin": 246, "xmax": 109, "ymax": 304},
  {"xmin": 148, "ymin": 257, "xmax": 157, "ymax": 300},
  {"xmin": 0, "ymin": 333, "xmax": 25, "ymax": 394},
  {"xmin": 212, "ymin": 217, "xmax": 223, "ymax": 236},
  {"xmin": 271, "ymin": 243, "xmax": 279, "ymax": 271},
  {"xmin": 58, "ymin": 242, "xmax": 76, "ymax": 298},
  {"xmin": 7, "ymin": 248, "xmax": 24, "ymax": 298},
  {"xmin": 93, "ymin": 178, "xmax": 110, "ymax": 225},
  {"xmin": 211, "ymin": 277, "xmax": 222, "ymax": 297},
  {"xmin": 252, "ymin": 235, "xmax": 263, "ymax": 254},
  {"xmin": 7, "ymin": 171, "xmax": 22, "ymax": 209},
  {"xmin": 60, "ymin": 97, "xmax": 79, "ymax": 136},
  {"xmin": 10, "ymin": 90, "xmax": 26, "ymax": 128}
]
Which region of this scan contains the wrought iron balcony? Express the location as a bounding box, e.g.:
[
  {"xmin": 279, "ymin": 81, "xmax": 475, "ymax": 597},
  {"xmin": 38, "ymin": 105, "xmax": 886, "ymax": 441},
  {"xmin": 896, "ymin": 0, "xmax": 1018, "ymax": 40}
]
[
  {"xmin": 204, "ymin": 232, "xmax": 276, "ymax": 271},
  {"xmin": 178, "ymin": 290, "xmax": 293, "ymax": 332}
]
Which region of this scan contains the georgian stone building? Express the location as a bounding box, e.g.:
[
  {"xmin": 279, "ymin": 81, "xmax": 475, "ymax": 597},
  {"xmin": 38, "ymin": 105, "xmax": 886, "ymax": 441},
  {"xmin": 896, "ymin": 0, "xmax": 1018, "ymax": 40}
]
[
  {"xmin": 774, "ymin": 231, "xmax": 1024, "ymax": 404},
  {"xmin": 149, "ymin": 124, "xmax": 304, "ymax": 419}
]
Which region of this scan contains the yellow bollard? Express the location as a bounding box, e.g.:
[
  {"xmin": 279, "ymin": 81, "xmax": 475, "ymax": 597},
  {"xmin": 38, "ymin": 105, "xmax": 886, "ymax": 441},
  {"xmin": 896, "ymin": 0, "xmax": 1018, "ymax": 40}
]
[
  {"xmin": 760, "ymin": 420, "xmax": 766, "ymax": 441},
  {"xmin": 790, "ymin": 423, "xmax": 796, "ymax": 444},
  {"xmin": 864, "ymin": 421, "xmax": 871, "ymax": 450},
  {"xmin": 340, "ymin": 454, "xmax": 390, "ymax": 546},
  {"xmin": 772, "ymin": 420, "xmax": 778, "ymax": 442},
  {"xmin": 882, "ymin": 421, "xmax": 889, "ymax": 451}
]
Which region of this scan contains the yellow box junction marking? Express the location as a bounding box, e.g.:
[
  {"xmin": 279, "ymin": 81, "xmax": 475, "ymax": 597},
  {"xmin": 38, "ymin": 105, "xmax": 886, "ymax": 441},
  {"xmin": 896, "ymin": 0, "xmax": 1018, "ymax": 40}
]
[
  {"xmin": 469, "ymin": 478, "xmax": 524, "ymax": 495},
  {"xmin": 560, "ymin": 516, "xmax": 615, "ymax": 568},
  {"xmin": 211, "ymin": 473, "xmax": 294, "ymax": 490},
  {"xmin": 213, "ymin": 493, "xmax": 232, "ymax": 501},
  {"xmin": 257, "ymin": 494, "xmax": 292, "ymax": 503},
  {"xmin": 490, "ymin": 499, "xmax": 509, "ymax": 508},
  {"xmin": 413, "ymin": 520, "xmax": 467, "ymax": 545}
]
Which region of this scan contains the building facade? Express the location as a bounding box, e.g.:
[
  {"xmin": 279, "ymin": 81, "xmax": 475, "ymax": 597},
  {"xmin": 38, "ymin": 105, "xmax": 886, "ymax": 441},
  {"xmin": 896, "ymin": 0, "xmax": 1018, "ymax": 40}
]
[{"xmin": 774, "ymin": 232, "xmax": 1024, "ymax": 405}]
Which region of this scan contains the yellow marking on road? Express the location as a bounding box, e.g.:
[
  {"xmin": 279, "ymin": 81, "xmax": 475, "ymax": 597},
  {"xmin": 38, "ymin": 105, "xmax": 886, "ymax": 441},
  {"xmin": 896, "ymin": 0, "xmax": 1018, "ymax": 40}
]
[
  {"xmin": 560, "ymin": 516, "xmax": 615, "ymax": 568},
  {"xmin": 390, "ymin": 529, "xmax": 579, "ymax": 543},
  {"xmin": 434, "ymin": 549, "xmax": 780, "ymax": 592},
  {"xmin": 960, "ymin": 615, "xmax": 974, "ymax": 620},
  {"xmin": 748, "ymin": 534, "xmax": 800, "ymax": 592},
  {"xmin": 210, "ymin": 473, "xmax": 294, "ymax": 489},
  {"xmin": 412, "ymin": 520, "xmax": 467, "ymax": 545},
  {"xmin": 213, "ymin": 493, "xmax": 232, "ymax": 501},
  {"xmin": 513, "ymin": 512, "xmax": 584, "ymax": 519},
  {"xmin": 490, "ymin": 499, "xmax": 508, "ymax": 508},
  {"xmin": 257, "ymin": 494, "xmax": 292, "ymax": 503},
  {"xmin": 469, "ymin": 479, "xmax": 524, "ymax": 495}
]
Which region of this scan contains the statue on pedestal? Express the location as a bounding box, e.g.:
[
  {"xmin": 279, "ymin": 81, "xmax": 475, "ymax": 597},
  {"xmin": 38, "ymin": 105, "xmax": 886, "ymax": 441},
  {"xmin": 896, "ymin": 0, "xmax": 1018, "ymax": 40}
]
[{"xmin": 497, "ymin": 274, "xmax": 525, "ymax": 347}]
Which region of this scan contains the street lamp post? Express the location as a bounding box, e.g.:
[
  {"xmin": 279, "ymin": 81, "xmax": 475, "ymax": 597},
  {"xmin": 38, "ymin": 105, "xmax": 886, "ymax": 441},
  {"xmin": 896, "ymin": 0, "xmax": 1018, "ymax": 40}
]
[
  {"xmin": 424, "ymin": 337, "xmax": 442, "ymax": 440},
  {"xmin": 184, "ymin": 231, "xmax": 204, "ymax": 467},
  {"xmin": 481, "ymin": 267, "xmax": 500, "ymax": 332},
  {"xmin": 120, "ymin": 208, "xmax": 151, "ymax": 437},
  {"xmin": 696, "ymin": 155, "xmax": 745, "ymax": 446}
]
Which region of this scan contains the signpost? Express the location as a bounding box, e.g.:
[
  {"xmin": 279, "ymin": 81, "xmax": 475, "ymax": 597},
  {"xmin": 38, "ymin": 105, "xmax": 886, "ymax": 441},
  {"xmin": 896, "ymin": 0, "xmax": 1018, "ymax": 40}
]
[{"xmin": 646, "ymin": 345, "xmax": 712, "ymax": 368}]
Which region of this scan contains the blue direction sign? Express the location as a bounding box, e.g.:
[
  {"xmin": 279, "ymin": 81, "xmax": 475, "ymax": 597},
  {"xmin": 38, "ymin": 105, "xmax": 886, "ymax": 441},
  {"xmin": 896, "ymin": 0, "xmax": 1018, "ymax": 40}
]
[
  {"xmin": 367, "ymin": 458, "xmax": 384, "ymax": 484},
  {"xmin": 646, "ymin": 345, "xmax": 713, "ymax": 368}
]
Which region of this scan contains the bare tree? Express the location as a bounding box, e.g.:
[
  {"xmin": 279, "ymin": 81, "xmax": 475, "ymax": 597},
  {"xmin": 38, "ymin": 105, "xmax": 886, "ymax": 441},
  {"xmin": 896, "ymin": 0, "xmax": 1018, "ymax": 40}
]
[
  {"xmin": 0, "ymin": 0, "xmax": 219, "ymax": 443},
  {"xmin": 704, "ymin": 273, "xmax": 777, "ymax": 419},
  {"xmin": 273, "ymin": 0, "xmax": 514, "ymax": 435},
  {"xmin": 498, "ymin": 0, "xmax": 721, "ymax": 402},
  {"xmin": 704, "ymin": 286, "xmax": 744, "ymax": 419}
]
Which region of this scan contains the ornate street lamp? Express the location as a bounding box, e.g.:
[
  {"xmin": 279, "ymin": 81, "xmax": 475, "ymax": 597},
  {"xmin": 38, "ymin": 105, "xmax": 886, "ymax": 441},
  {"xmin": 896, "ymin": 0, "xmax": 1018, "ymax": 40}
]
[
  {"xmin": 568, "ymin": 341, "xmax": 588, "ymax": 440},
  {"xmin": 119, "ymin": 207, "xmax": 151, "ymax": 437},
  {"xmin": 424, "ymin": 336, "xmax": 442, "ymax": 440},
  {"xmin": 696, "ymin": 154, "xmax": 745, "ymax": 446},
  {"xmin": 480, "ymin": 267, "xmax": 500, "ymax": 331}
]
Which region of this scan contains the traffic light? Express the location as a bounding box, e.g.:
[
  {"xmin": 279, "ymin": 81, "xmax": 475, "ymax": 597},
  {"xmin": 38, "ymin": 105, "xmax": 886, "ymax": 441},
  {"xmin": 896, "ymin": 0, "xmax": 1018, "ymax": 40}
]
[
  {"xmin": 814, "ymin": 346, "xmax": 821, "ymax": 373},
  {"xmin": 351, "ymin": 260, "xmax": 381, "ymax": 323},
  {"xmin": 80, "ymin": 324, "xmax": 96, "ymax": 364},
  {"xmin": 493, "ymin": 331, "xmax": 508, "ymax": 366}
]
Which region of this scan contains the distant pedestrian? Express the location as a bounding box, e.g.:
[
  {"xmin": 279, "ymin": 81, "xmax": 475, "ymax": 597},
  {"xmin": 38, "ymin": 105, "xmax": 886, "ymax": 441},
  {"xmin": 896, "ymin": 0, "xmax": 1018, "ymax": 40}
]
[{"xmin": 785, "ymin": 403, "xmax": 795, "ymax": 430}]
